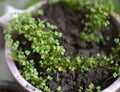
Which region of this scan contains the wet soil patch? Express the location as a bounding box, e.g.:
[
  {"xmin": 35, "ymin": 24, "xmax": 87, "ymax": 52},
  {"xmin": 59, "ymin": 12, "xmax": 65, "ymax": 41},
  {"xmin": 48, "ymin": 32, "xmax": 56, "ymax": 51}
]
[{"xmin": 13, "ymin": 2, "xmax": 119, "ymax": 92}]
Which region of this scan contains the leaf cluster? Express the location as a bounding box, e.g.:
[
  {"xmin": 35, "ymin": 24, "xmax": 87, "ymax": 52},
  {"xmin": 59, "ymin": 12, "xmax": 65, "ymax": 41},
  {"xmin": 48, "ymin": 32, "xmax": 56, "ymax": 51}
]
[
  {"xmin": 78, "ymin": 83, "xmax": 101, "ymax": 92},
  {"xmin": 110, "ymin": 35, "xmax": 120, "ymax": 77},
  {"xmin": 64, "ymin": 0, "xmax": 114, "ymax": 43},
  {"xmin": 25, "ymin": 0, "xmax": 114, "ymax": 43}
]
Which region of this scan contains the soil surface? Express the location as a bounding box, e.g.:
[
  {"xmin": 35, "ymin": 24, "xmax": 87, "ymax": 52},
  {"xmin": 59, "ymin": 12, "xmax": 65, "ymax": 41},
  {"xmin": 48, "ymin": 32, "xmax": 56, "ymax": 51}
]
[{"xmin": 14, "ymin": 2, "xmax": 119, "ymax": 92}]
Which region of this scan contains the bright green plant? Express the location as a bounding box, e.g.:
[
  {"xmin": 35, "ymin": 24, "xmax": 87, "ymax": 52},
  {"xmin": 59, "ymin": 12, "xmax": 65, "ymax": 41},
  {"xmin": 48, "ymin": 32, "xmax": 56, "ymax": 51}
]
[
  {"xmin": 24, "ymin": 0, "xmax": 114, "ymax": 43},
  {"xmin": 78, "ymin": 83, "xmax": 101, "ymax": 92},
  {"xmin": 49, "ymin": 0, "xmax": 114, "ymax": 43},
  {"xmin": 65, "ymin": 0, "xmax": 113, "ymax": 43},
  {"xmin": 54, "ymin": 0, "xmax": 113, "ymax": 43},
  {"xmin": 56, "ymin": 86, "xmax": 62, "ymax": 92},
  {"xmin": 111, "ymin": 35, "xmax": 120, "ymax": 62},
  {"xmin": 110, "ymin": 35, "xmax": 120, "ymax": 78}
]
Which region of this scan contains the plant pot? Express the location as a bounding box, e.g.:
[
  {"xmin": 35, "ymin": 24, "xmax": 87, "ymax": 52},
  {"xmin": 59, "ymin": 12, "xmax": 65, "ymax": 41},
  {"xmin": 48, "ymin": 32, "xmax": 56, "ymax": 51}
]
[
  {"xmin": 4, "ymin": 13, "xmax": 120, "ymax": 92},
  {"xmin": 3, "ymin": 1, "xmax": 120, "ymax": 92}
]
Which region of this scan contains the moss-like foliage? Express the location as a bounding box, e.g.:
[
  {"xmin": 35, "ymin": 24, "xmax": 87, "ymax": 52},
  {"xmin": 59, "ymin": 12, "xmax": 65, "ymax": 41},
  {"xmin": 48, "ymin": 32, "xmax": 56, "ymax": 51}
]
[
  {"xmin": 65, "ymin": 0, "xmax": 114, "ymax": 43},
  {"xmin": 111, "ymin": 35, "xmax": 120, "ymax": 78},
  {"xmin": 78, "ymin": 83, "xmax": 101, "ymax": 92},
  {"xmin": 24, "ymin": 0, "xmax": 114, "ymax": 43}
]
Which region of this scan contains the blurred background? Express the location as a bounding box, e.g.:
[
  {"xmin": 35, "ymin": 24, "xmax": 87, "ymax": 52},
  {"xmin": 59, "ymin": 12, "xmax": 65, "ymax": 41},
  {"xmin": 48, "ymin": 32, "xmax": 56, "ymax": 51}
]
[
  {"xmin": 112, "ymin": 0, "xmax": 120, "ymax": 14},
  {"xmin": 0, "ymin": 0, "xmax": 120, "ymax": 16},
  {"xmin": 0, "ymin": 0, "xmax": 28, "ymax": 16}
]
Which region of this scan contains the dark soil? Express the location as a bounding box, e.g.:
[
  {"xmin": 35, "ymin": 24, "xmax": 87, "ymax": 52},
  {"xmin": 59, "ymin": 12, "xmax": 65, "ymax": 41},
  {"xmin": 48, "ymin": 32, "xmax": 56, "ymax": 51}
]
[
  {"xmin": 46, "ymin": 68, "xmax": 114, "ymax": 92},
  {"xmin": 13, "ymin": 2, "xmax": 119, "ymax": 92}
]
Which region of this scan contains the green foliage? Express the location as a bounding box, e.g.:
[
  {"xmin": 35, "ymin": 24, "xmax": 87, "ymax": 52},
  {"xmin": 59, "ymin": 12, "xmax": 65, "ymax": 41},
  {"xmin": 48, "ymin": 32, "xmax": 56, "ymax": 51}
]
[
  {"xmin": 78, "ymin": 83, "xmax": 101, "ymax": 92},
  {"xmin": 71, "ymin": 53, "xmax": 111, "ymax": 72},
  {"xmin": 64, "ymin": 0, "xmax": 114, "ymax": 43},
  {"xmin": 110, "ymin": 35, "xmax": 120, "ymax": 77},
  {"xmin": 5, "ymin": 13, "xmax": 57, "ymax": 92},
  {"xmin": 56, "ymin": 86, "xmax": 62, "ymax": 92},
  {"xmin": 25, "ymin": 0, "xmax": 114, "ymax": 43},
  {"xmin": 36, "ymin": 0, "xmax": 113, "ymax": 43},
  {"xmin": 112, "ymin": 64, "xmax": 120, "ymax": 78},
  {"xmin": 111, "ymin": 35, "xmax": 120, "ymax": 62},
  {"xmin": 86, "ymin": 83, "xmax": 96, "ymax": 92}
]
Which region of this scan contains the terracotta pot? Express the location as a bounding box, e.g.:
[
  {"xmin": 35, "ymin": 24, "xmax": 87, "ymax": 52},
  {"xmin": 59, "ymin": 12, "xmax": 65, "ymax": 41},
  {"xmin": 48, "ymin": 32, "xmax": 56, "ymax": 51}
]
[{"xmin": 3, "ymin": 1, "xmax": 120, "ymax": 92}]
